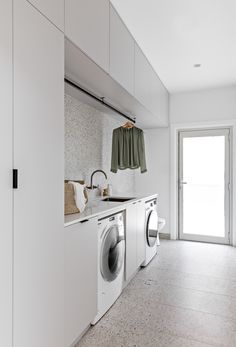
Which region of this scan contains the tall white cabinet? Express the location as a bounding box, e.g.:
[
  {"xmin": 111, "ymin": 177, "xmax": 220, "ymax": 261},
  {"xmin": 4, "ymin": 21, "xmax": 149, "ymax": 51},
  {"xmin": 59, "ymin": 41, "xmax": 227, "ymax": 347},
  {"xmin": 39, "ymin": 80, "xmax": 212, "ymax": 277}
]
[
  {"xmin": 12, "ymin": 1, "xmax": 65, "ymax": 347},
  {"xmin": 0, "ymin": 1, "xmax": 13, "ymax": 347}
]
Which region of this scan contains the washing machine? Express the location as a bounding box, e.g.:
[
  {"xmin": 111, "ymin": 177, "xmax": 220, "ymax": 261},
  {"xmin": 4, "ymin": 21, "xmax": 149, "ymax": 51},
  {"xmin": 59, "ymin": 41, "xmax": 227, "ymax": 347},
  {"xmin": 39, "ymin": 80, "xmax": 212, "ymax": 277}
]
[
  {"xmin": 92, "ymin": 211, "xmax": 125, "ymax": 324},
  {"xmin": 142, "ymin": 198, "xmax": 160, "ymax": 267}
]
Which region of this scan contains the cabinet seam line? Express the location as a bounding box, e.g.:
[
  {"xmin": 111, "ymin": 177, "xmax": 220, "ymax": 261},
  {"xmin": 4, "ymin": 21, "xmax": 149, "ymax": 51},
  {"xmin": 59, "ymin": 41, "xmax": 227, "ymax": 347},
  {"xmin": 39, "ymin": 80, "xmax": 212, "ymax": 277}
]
[{"xmin": 25, "ymin": 0, "xmax": 64, "ymax": 34}]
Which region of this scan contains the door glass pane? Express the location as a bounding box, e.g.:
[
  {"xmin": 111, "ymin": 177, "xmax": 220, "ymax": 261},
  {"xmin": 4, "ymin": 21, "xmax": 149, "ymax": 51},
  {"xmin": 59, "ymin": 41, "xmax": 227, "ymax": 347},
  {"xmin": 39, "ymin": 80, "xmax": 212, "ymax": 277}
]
[{"xmin": 182, "ymin": 135, "xmax": 225, "ymax": 237}]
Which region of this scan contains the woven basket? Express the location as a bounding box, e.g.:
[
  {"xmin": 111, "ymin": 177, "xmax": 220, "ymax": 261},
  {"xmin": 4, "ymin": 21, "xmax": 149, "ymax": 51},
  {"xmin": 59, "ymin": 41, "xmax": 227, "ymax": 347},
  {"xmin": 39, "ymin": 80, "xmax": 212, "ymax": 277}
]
[{"xmin": 64, "ymin": 181, "xmax": 88, "ymax": 215}]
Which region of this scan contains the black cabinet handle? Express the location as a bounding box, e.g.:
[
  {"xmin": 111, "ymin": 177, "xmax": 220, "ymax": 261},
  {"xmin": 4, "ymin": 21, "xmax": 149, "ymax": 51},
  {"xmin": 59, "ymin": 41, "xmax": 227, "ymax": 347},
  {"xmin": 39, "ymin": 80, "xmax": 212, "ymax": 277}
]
[
  {"xmin": 13, "ymin": 169, "xmax": 18, "ymax": 189},
  {"xmin": 80, "ymin": 219, "xmax": 89, "ymax": 223}
]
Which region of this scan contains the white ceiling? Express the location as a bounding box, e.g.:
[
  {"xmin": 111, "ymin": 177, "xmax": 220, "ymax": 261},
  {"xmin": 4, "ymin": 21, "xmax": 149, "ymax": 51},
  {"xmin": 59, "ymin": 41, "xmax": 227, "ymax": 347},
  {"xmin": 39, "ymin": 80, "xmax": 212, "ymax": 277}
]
[{"xmin": 111, "ymin": 0, "xmax": 236, "ymax": 93}]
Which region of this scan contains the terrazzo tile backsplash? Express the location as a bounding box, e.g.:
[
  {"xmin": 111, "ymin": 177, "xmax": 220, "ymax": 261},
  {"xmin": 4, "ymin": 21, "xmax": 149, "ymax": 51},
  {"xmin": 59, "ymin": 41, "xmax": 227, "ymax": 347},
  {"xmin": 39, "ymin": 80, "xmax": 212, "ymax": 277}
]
[{"xmin": 65, "ymin": 93, "xmax": 135, "ymax": 195}]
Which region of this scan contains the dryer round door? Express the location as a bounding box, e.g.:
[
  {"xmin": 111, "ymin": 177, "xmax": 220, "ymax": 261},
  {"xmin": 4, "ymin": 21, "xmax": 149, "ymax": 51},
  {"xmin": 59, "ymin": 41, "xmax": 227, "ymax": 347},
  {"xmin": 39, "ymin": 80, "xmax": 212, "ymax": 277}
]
[
  {"xmin": 146, "ymin": 210, "xmax": 158, "ymax": 247},
  {"xmin": 100, "ymin": 225, "xmax": 125, "ymax": 282}
]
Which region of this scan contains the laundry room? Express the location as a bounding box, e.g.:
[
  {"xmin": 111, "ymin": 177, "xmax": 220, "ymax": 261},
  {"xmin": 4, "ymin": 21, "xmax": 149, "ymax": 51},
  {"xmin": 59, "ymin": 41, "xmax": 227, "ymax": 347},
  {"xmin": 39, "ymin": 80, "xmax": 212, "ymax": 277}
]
[{"xmin": 2, "ymin": 1, "xmax": 236, "ymax": 347}]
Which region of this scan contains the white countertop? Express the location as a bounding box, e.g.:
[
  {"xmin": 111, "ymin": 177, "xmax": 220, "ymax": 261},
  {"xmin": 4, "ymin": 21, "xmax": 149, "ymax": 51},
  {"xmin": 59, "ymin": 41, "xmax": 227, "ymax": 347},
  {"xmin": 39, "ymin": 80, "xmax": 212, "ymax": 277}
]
[{"xmin": 64, "ymin": 194, "xmax": 158, "ymax": 227}]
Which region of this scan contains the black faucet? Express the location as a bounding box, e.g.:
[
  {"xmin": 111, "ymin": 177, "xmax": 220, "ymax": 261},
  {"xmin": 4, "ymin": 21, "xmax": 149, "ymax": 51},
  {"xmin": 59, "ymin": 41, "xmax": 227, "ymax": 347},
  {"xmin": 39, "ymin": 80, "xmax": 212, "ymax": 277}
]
[{"xmin": 88, "ymin": 170, "xmax": 107, "ymax": 189}]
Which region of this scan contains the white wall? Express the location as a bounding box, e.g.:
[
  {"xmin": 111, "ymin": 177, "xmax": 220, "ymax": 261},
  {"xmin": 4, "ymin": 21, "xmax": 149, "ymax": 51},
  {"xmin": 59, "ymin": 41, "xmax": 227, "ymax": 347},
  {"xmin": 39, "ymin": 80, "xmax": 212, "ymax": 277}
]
[
  {"xmin": 135, "ymin": 128, "xmax": 170, "ymax": 234},
  {"xmin": 170, "ymin": 86, "xmax": 236, "ymax": 123},
  {"xmin": 138, "ymin": 85, "xmax": 236, "ymax": 236},
  {"xmin": 65, "ymin": 93, "xmax": 135, "ymax": 195}
]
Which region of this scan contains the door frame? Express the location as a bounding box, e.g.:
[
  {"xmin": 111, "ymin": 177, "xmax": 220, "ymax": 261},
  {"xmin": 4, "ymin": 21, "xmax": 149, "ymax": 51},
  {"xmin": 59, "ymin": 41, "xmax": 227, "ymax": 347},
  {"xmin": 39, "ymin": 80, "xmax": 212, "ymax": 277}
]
[
  {"xmin": 178, "ymin": 128, "xmax": 231, "ymax": 244},
  {"xmin": 170, "ymin": 120, "xmax": 235, "ymax": 246}
]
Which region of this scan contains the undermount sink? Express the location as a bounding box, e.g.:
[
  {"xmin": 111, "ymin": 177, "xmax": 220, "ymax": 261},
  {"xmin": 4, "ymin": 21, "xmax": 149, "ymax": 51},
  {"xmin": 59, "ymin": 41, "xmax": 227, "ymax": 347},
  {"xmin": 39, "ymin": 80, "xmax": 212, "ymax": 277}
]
[{"xmin": 102, "ymin": 197, "xmax": 134, "ymax": 202}]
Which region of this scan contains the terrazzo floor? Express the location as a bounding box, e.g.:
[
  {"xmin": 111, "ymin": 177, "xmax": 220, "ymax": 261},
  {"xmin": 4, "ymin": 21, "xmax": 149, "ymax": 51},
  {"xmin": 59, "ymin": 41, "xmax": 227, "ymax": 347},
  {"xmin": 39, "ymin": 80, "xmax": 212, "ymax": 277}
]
[{"xmin": 76, "ymin": 240, "xmax": 236, "ymax": 347}]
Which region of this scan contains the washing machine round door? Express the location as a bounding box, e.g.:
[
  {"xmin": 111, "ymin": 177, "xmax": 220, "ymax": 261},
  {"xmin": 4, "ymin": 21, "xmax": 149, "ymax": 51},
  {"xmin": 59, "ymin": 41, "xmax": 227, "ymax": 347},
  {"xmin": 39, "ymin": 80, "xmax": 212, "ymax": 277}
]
[
  {"xmin": 101, "ymin": 225, "xmax": 125, "ymax": 282},
  {"xmin": 146, "ymin": 210, "xmax": 158, "ymax": 247}
]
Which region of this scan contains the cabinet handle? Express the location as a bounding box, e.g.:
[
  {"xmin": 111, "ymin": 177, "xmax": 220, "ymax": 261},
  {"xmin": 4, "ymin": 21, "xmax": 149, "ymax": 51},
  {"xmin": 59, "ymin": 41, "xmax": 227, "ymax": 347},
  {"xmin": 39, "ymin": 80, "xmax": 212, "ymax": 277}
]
[
  {"xmin": 13, "ymin": 169, "xmax": 18, "ymax": 189},
  {"xmin": 80, "ymin": 219, "xmax": 89, "ymax": 223}
]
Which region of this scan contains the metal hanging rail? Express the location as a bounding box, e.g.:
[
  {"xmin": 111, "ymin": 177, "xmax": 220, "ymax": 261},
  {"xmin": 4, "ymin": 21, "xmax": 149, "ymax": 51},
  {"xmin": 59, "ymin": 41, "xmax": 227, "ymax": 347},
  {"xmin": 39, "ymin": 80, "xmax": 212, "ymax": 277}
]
[{"xmin": 64, "ymin": 77, "xmax": 136, "ymax": 124}]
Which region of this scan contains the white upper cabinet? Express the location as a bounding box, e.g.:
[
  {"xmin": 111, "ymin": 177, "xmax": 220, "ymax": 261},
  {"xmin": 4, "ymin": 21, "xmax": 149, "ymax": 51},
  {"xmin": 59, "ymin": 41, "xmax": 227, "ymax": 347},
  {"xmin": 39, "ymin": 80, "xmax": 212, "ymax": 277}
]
[
  {"xmin": 110, "ymin": 5, "xmax": 134, "ymax": 95},
  {"xmin": 13, "ymin": 1, "xmax": 64, "ymax": 346},
  {"xmin": 27, "ymin": 0, "xmax": 64, "ymax": 31},
  {"xmin": 134, "ymin": 44, "xmax": 151, "ymax": 111},
  {"xmin": 149, "ymin": 66, "xmax": 169, "ymax": 126},
  {"xmin": 0, "ymin": 2, "xmax": 13, "ymax": 347},
  {"xmin": 65, "ymin": 0, "xmax": 110, "ymax": 73},
  {"xmin": 135, "ymin": 44, "xmax": 169, "ymax": 125},
  {"xmin": 65, "ymin": 1, "xmax": 169, "ymax": 127}
]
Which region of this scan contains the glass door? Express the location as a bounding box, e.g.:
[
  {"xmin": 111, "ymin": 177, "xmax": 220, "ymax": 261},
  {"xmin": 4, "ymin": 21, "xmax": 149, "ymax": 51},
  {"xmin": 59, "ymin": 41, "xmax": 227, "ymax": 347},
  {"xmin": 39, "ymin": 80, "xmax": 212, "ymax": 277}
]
[{"xmin": 178, "ymin": 129, "xmax": 230, "ymax": 244}]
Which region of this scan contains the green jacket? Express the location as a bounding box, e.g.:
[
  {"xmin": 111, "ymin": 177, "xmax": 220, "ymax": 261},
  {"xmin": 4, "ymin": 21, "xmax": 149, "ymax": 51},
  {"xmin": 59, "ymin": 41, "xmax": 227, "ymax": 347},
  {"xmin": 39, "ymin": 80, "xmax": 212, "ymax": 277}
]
[{"xmin": 111, "ymin": 126, "xmax": 147, "ymax": 173}]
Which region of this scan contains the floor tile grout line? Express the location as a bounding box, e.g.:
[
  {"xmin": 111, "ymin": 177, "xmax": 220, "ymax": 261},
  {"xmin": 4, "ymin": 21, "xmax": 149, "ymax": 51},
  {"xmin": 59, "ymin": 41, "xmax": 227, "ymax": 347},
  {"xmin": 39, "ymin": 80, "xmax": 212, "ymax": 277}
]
[
  {"xmin": 155, "ymin": 301, "xmax": 236, "ymax": 323},
  {"xmin": 124, "ymin": 287, "xmax": 236, "ymax": 322},
  {"xmin": 150, "ymin": 265, "xmax": 236, "ymax": 283},
  {"xmin": 147, "ymin": 263, "xmax": 236, "ymax": 276},
  {"xmin": 167, "ymin": 329, "xmax": 219, "ymax": 347},
  {"xmin": 135, "ymin": 277, "xmax": 236, "ymax": 299},
  {"xmin": 119, "ymin": 290, "xmax": 236, "ymax": 325}
]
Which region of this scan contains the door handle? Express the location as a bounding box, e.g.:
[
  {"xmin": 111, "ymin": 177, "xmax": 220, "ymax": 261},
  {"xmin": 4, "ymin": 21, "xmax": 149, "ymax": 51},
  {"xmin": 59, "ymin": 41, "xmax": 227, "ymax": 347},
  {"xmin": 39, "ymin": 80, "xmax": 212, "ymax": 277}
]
[
  {"xmin": 13, "ymin": 169, "xmax": 18, "ymax": 189},
  {"xmin": 179, "ymin": 180, "xmax": 187, "ymax": 189}
]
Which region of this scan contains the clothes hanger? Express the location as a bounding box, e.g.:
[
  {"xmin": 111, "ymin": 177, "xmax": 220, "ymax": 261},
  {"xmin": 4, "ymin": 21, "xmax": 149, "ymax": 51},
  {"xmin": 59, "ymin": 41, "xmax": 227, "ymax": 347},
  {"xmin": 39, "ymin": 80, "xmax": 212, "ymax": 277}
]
[{"xmin": 122, "ymin": 121, "xmax": 135, "ymax": 129}]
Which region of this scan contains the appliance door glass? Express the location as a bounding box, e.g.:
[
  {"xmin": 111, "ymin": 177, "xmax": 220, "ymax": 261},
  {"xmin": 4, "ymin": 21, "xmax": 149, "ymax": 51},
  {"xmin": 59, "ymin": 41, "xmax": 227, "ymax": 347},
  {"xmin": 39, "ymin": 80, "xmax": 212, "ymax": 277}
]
[
  {"xmin": 101, "ymin": 225, "xmax": 124, "ymax": 282},
  {"xmin": 146, "ymin": 210, "xmax": 158, "ymax": 247}
]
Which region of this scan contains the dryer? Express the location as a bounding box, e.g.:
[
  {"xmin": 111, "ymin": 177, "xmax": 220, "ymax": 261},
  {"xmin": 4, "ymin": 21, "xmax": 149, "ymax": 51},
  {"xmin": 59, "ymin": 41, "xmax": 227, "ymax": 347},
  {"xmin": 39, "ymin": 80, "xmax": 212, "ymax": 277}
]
[
  {"xmin": 142, "ymin": 198, "xmax": 160, "ymax": 267},
  {"xmin": 92, "ymin": 211, "xmax": 125, "ymax": 324}
]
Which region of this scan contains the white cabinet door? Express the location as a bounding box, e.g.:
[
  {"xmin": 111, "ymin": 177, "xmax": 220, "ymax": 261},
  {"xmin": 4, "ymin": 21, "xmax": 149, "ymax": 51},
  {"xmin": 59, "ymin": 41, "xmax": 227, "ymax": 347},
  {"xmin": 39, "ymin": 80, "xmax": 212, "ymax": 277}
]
[
  {"xmin": 149, "ymin": 68, "xmax": 169, "ymax": 126},
  {"xmin": 13, "ymin": 1, "xmax": 64, "ymax": 347},
  {"xmin": 135, "ymin": 44, "xmax": 169, "ymax": 125},
  {"xmin": 136, "ymin": 200, "xmax": 146, "ymax": 267},
  {"xmin": 125, "ymin": 203, "xmax": 138, "ymax": 280},
  {"xmin": 65, "ymin": 0, "xmax": 109, "ymax": 73},
  {"xmin": 110, "ymin": 5, "xmax": 134, "ymax": 95},
  {"xmin": 27, "ymin": 0, "xmax": 64, "ymax": 31},
  {"xmin": 134, "ymin": 44, "xmax": 152, "ymax": 112},
  {"xmin": 126, "ymin": 200, "xmax": 146, "ymax": 280},
  {"xmin": 0, "ymin": 2, "xmax": 13, "ymax": 347},
  {"xmin": 65, "ymin": 218, "xmax": 98, "ymax": 347}
]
